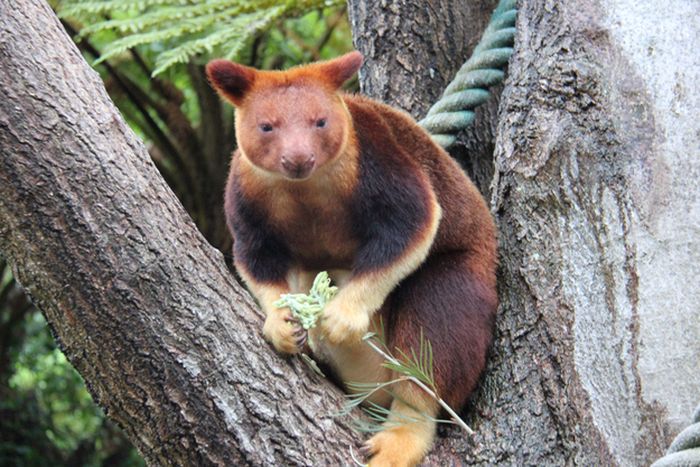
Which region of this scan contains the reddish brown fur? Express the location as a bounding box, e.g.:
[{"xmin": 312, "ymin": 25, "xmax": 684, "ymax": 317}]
[
  {"xmin": 344, "ymin": 96, "xmax": 497, "ymax": 409},
  {"xmin": 208, "ymin": 52, "xmax": 497, "ymax": 466},
  {"xmin": 235, "ymin": 155, "xmax": 360, "ymax": 270}
]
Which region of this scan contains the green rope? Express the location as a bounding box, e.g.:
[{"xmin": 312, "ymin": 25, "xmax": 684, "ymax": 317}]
[
  {"xmin": 419, "ymin": 0, "xmax": 517, "ymax": 148},
  {"xmin": 651, "ymin": 403, "xmax": 700, "ymax": 467}
]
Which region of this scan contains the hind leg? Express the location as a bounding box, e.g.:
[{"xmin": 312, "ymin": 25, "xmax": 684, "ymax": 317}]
[
  {"xmin": 363, "ymin": 381, "xmax": 438, "ymax": 467},
  {"xmin": 365, "ymin": 252, "xmax": 496, "ymax": 465},
  {"xmin": 387, "ymin": 252, "xmax": 496, "ymax": 409}
]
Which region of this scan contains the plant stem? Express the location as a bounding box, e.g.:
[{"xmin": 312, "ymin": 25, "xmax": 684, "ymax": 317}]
[{"xmin": 363, "ymin": 337, "xmax": 475, "ymax": 436}]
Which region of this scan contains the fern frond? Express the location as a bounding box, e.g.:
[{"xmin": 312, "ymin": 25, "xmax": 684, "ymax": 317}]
[
  {"xmin": 93, "ymin": 22, "xmax": 198, "ymax": 65},
  {"xmin": 152, "ymin": 6, "xmax": 284, "ymax": 75},
  {"xmin": 59, "ymin": 0, "xmax": 192, "ymax": 18},
  {"xmin": 59, "ymin": 0, "xmax": 347, "ymax": 74},
  {"xmin": 75, "ymin": 0, "xmax": 240, "ymax": 38}
]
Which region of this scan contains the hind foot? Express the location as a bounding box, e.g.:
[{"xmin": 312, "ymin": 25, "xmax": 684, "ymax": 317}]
[{"xmin": 362, "ymin": 392, "xmax": 437, "ymax": 467}]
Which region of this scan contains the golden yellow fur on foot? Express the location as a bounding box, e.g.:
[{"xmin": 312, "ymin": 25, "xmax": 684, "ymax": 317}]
[
  {"xmin": 362, "ymin": 393, "xmax": 438, "ymax": 467},
  {"xmin": 363, "ymin": 422, "xmax": 435, "ymax": 467}
]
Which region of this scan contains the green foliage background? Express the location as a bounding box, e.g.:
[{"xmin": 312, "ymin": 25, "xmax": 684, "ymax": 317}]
[
  {"xmin": 0, "ymin": 311, "xmax": 144, "ymax": 467},
  {"xmin": 58, "ymin": 0, "xmax": 346, "ymax": 76},
  {"xmin": 1, "ymin": 1, "xmax": 352, "ymax": 464}
]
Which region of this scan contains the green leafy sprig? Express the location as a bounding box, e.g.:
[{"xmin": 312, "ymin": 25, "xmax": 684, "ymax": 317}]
[
  {"xmin": 274, "ymin": 271, "xmax": 337, "ymax": 331},
  {"xmin": 274, "ymin": 271, "xmax": 337, "ymax": 377},
  {"xmin": 356, "ymin": 330, "xmax": 474, "ymax": 436}
]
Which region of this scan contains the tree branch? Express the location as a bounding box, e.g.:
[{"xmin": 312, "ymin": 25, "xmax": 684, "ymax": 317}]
[{"xmin": 0, "ymin": 1, "xmax": 360, "ymax": 465}]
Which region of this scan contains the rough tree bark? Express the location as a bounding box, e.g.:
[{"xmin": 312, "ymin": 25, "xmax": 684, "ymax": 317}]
[
  {"xmin": 350, "ymin": 0, "xmax": 700, "ymax": 465},
  {"xmin": 0, "ymin": 1, "xmax": 359, "ymax": 465}
]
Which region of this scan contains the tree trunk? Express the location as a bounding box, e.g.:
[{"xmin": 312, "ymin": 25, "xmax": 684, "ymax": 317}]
[
  {"xmin": 0, "ymin": 1, "xmax": 359, "ymax": 465},
  {"xmin": 350, "ymin": 0, "xmax": 700, "ymax": 465}
]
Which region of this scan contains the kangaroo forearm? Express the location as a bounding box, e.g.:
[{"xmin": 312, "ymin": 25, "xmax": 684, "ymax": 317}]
[
  {"xmin": 235, "ymin": 262, "xmax": 289, "ymax": 314},
  {"xmin": 338, "ymin": 199, "xmax": 442, "ymax": 316}
]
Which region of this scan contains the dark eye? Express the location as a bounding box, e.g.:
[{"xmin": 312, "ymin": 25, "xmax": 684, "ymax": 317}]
[
  {"xmin": 259, "ymin": 123, "xmax": 273, "ymax": 133},
  {"xmin": 315, "ymin": 118, "xmax": 327, "ymax": 128}
]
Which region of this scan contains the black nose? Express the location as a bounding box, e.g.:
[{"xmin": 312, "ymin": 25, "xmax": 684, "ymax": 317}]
[{"xmin": 281, "ymin": 155, "xmax": 315, "ymax": 179}]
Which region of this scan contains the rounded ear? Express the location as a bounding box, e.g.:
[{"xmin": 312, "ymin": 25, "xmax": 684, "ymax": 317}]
[
  {"xmin": 317, "ymin": 51, "xmax": 363, "ymax": 89},
  {"xmin": 206, "ymin": 59, "xmax": 256, "ymax": 106}
]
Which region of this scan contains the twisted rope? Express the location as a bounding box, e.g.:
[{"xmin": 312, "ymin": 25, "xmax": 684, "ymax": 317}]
[
  {"xmin": 651, "ymin": 403, "xmax": 700, "ymax": 467},
  {"xmin": 419, "ymin": 0, "xmax": 517, "ymax": 148}
]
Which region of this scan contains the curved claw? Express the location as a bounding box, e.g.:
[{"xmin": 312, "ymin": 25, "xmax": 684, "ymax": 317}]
[
  {"xmin": 359, "ymin": 441, "xmax": 375, "ymax": 459},
  {"xmin": 296, "ymin": 330, "xmax": 308, "ymax": 347}
]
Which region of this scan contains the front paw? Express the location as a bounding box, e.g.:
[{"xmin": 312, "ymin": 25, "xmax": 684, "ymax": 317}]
[
  {"xmin": 320, "ymin": 301, "xmax": 370, "ymax": 344},
  {"xmin": 262, "ymin": 312, "xmax": 307, "ymax": 354}
]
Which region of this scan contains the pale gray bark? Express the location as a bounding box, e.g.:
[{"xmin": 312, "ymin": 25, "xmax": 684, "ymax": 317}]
[{"xmin": 351, "ymin": 0, "xmax": 699, "ymax": 466}]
